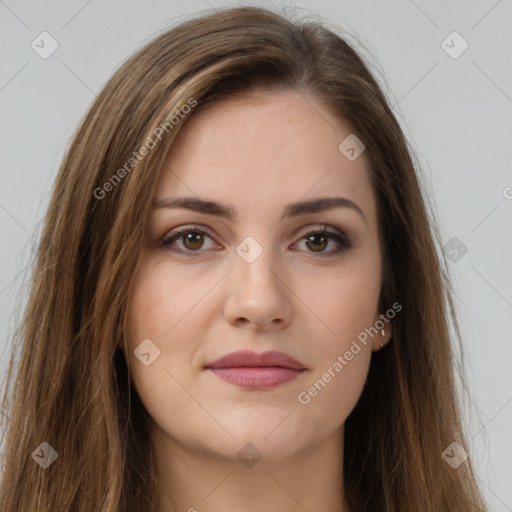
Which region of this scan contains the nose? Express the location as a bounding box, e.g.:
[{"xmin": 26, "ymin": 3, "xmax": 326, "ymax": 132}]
[{"xmin": 223, "ymin": 244, "xmax": 293, "ymax": 331}]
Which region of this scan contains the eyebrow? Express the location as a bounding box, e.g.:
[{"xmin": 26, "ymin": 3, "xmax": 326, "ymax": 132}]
[{"xmin": 151, "ymin": 196, "xmax": 366, "ymax": 224}]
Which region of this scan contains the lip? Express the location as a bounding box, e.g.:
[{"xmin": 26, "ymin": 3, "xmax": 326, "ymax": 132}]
[{"xmin": 204, "ymin": 350, "xmax": 307, "ymax": 389}]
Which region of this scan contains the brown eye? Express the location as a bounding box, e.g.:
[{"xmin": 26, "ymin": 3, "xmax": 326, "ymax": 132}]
[
  {"xmin": 305, "ymin": 233, "xmax": 328, "ymax": 252},
  {"xmin": 182, "ymin": 232, "xmax": 204, "ymax": 250},
  {"xmin": 293, "ymin": 227, "xmax": 351, "ymax": 257},
  {"xmin": 161, "ymin": 226, "xmax": 219, "ymax": 256}
]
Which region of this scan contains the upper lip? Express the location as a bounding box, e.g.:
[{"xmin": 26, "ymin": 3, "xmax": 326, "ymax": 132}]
[{"xmin": 205, "ymin": 350, "xmax": 306, "ymax": 370}]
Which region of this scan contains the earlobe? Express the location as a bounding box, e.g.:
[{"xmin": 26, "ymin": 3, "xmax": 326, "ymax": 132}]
[{"xmin": 373, "ymin": 322, "xmax": 392, "ymax": 351}]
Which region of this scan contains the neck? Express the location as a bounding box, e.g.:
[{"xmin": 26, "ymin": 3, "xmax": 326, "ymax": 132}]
[{"xmin": 150, "ymin": 422, "xmax": 348, "ymax": 512}]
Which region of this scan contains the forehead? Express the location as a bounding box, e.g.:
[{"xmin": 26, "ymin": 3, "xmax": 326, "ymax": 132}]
[{"xmin": 156, "ymin": 90, "xmax": 376, "ymax": 222}]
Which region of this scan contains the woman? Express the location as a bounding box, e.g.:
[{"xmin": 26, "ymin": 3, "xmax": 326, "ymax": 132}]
[{"xmin": 0, "ymin": 5, "xmax": 488, "ymax": 511}]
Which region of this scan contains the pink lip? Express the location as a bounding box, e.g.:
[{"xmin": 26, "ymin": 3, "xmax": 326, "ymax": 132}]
[{"xmin": 204, "ymin": 350, "xmax": 306, "ymax": 390}]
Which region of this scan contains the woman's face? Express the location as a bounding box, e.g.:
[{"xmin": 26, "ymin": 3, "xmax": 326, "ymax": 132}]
[{"xmin": 125, "ymin": 89, "xmax": 389, "ymax": 464}]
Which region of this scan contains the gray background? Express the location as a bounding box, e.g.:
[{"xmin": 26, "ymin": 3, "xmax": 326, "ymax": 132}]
[{"xmin": 1, "ymin": 0, "xmax": 511, "ymax": 509}]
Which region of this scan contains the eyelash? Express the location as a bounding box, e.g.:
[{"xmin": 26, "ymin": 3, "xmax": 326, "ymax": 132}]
[{"xmin": 160, "ymin": 224, "xmax": 352, "ymax": 258}]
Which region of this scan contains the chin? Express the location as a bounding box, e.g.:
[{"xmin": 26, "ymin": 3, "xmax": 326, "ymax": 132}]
[{"xmin": 199, "ymin": 412, "xmax": 320, "ymax": 463}]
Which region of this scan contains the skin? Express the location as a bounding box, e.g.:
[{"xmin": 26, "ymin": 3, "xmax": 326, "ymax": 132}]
[{"xmin": 124, "ymin": 89, "xmax": 392, "ymax": 512}]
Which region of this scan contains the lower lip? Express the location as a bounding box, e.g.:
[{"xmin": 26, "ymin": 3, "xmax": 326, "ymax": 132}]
[{"xmin": 208, "ymin": 367, "xmax": 305, "ymax": 389}]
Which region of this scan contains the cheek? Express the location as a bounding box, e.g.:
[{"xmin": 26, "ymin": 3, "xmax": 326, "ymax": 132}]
[
  {"xmin": 294, "ymin": 290, "xmax": 375, "ymax": 436},
  {"xmin": 297, "ymin": 344, "xmax": 371, "ymax": 431},
  {"xmin": 126, "ymin": 256, "xmax": 218, "ymax": 347},
  {"xmin": 124, "ymin": 263, "xmax": 207, "ymax": 439},
  {"xmin": 293, "ymin": 260, "xmax": 380, "ymax": 425},
  {"xmin": 301, "ymin": 256, "xmax": 382, "ymax": 349}
]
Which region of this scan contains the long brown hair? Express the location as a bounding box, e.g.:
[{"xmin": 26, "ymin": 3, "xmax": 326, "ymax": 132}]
[{"xmin": 0, "ymin": 5, "xmax": 487, "ymax": 511}]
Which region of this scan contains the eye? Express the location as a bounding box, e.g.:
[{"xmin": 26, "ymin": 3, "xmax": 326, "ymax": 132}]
[
  {"xmin": 292, "ymin": 226, "xmax": 351, "ymax": 256},
  {"xmin": 161, "ymin": 225, "xmax": 219, "ymax": 256}
]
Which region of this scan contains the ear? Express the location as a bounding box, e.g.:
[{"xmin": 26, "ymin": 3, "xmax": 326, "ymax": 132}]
[{"xmin": 371, "ymin": 320, "xmax": 392, "ymax": 352}]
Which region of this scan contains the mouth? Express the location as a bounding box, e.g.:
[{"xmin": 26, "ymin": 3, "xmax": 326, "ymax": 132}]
[{"xmin": 204, "ymin": 350, "xmax": 307, "ymax": 390}]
